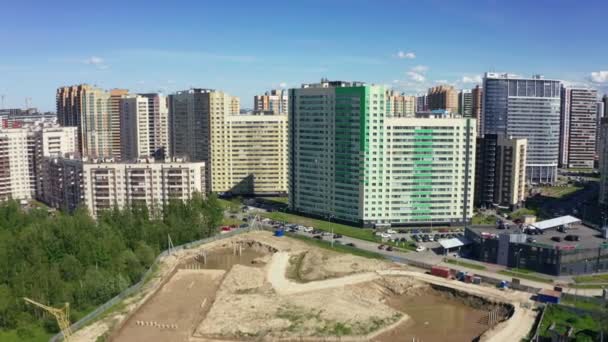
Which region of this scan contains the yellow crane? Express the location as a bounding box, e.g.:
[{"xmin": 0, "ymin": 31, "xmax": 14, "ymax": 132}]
[{"xmin": 23, "ymin": 297, "xmax": 72, "ymax": 341}]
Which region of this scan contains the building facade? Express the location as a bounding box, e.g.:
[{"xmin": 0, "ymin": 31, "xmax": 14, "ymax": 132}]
[
  {"xmin": 39, "ymin": 154, "xmax": 83, "ymax": 212},
  {"xmin": 254, "ymin": 89, "xmax": 288, "ymax": 114},
  {"xmin": 120, "ymin": 93, "xmax": 170, "ymax": 161},
  {"xmin": 386, "ymin": 90, "xmax": 415, "ymax": 117},
  {"xmin": 56, "ymin": 84, "xmax": 117, "ymax": 158},
  {"xmin": 81, "ymin": 158, "xmax": 206, "ymax": 217},
  {"xmin": 482, "ymin": 73, "xmax": 561, "ymax": 184},
  {"xmin": 472, "ymin": 85, "xmax": 483, "ymax": 136},
  {"xmin": 599, "ymin": 118, "xmax": 608, "ymax": 205},
  {"xmin": 458, "ymin": 89, "xmax": 473, "ymax": 117},
  {"xmin": 427, "ymin": 85, "xmax": 458, "ymax": 113},
  {"xmin": 559, "ymin": 87, "xmax": 598, "ymax": 168},
  {"xmin": 474, "ymin": 134, "xmax": 527, "ymax": 209},
  {"xmin": 0, "ymin": 129, "xmax": 32, "ymax": 201},
  {"xmin": 288, "ymin": 80, "xmax": 475, "ymax": 227}
]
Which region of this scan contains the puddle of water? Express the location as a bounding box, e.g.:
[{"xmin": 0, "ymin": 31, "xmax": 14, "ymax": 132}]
[
  {"xmin": 376, "ymin": 289, "xmax": 489, "ymax": 342},
  {"xmin": 185, "ymin": 247, "xmax": 267, "ymax": 270}
]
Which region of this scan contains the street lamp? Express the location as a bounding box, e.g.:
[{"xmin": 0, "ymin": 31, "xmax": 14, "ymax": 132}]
[{"xmin": 328, "ymin": 214, "xmax": 335, "ymax": 247}]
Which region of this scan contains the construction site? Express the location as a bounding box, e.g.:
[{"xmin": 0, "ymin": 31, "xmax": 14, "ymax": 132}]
[{"xmin": 69, "ymin": 230, "xmax": 539, "ymax": 342}]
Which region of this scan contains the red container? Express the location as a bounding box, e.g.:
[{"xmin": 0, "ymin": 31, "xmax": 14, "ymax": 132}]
[
  {"xmin": 431, "ymin": 266, "xmax": 450, "ymax": 278},
  {"xmin": 464, "ymin": 274, "xmax": 473, "ymax": 283}
]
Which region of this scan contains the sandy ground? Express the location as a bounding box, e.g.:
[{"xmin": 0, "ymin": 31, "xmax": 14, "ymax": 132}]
[
  {"xmin": 71, "ymin": 231, "xmax": 540, "ymax": 342},
  {"xmin": 111, "ymin": 269, "xmax": 224, "ymax": 342}
]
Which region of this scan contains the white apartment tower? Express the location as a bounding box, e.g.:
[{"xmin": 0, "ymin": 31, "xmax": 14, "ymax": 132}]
[{"xmin": 120, "ymin": 93, "xmax": 170, "ymax": 161}]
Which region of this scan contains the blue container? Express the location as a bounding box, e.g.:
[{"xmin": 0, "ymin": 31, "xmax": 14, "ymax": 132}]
[
  {"xmin": 274, "ymin": 229, "xmax": 285, "ymax": 237},
  {"xmin": 537, "ymin": 293, "xmax": 560, "ymax": 304}
]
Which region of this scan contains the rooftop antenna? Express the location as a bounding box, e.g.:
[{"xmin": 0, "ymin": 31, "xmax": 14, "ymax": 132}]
[
  {"xmin": 0, "ymin": 94, "xmax": 5, "ymax": 109},
  {"xmin": 25, "ymin": 97, "xmax": 32, "ymax": 109}
]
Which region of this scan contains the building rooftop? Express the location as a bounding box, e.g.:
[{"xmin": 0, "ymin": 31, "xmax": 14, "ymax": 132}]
[
  {"xmin": 301, "ymin": 79, "xmax": 366, "ymax": 88},
  {"xmin": 531, "ymin": 215, "xmax": 581, "ymax": 230},
  {"xmin": 468, "ymin": 223, "xmax": 607, "ymax": 250}
]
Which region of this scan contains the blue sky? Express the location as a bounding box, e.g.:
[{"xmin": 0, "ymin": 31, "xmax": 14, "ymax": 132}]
[{"xmin": 1, "ymin": 0, "xmax": 607, "ymax": 111}]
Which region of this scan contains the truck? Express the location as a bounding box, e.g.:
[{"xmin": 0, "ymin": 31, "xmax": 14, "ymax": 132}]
[{"xmin": 431, "ymin": 266, "xmax": 450, "ymax": 278}]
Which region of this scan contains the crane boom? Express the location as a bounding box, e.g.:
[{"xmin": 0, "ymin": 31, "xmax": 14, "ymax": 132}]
[{"xmin": 23, "ymin": 297, "xmax": 72, "ymax": 341}]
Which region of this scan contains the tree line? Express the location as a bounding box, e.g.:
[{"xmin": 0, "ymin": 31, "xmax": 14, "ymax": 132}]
[{"xmin": 0, "ymin": 193, "xmax": 223, "ymax": 340}]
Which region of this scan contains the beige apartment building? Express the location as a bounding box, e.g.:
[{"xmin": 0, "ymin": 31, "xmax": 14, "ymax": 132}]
[
  {"xmin": 56, "ymin": 84, "xmax": 122, "ymax": 158},
  {"xmin": 170, "ymin": 89, "xmax": 286, "ymax": 194},
  {"xmin": 33, "ymin": 126, "xmax": 78, "ymax": 198},
  {"xmin": 0, "ymin": 129, "xmax": 33, "ymax": 201},
  {"xmin": 81, "ymin": 157, "xmax": 206, "ymax": 217},
  {"xmin": 109, "ymin": 89, "xmax": 129, "ymax": 159},
  {"xmin": 427, "ymin": 85, "xmax": 458, "ymax": 113},
  {"xmin": 120, "ymin": 93, "xmax": 170, "ymax": 161},
  {"xmin": 475, "ymin": 134, "xmax": 527, "ymax": 209},
  {"xmin": 254, "ymin": 89, "xmax": 288, "ymax": 114},
  {"xmin": 386, "ymin": 90, "xmax": 415, "ymax": 117}
]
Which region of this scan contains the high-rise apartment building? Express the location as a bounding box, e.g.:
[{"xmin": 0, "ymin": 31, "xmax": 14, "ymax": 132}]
[
  {"xmin": 386, "ymin": 90, "xmax": 415, "ymax": 117},
  {"xmin": 0, "ymin": 129, "xmax": 32, "ymax": 201},
  {"xmin": 427, "ymin": 85, "xmax": 458, "ymax": 113},
  {"xmin": 170, "ymin": 89, "xmax": 284, "ymax": 194},
  {"xmin": 81, "ymin": 157, "xmax": 206, "ymax": 217},
  {"xmin": 603, "ymin": 95, "xmax": 608, "ymax": 118},
  {"xmin": 482, "ymin": 73, "xmax": 561, "ymax": 184},
  {"xmin": 56, "ymin": 84, "xmax": 117, "ymax": 157},
  {"xmin": 472, "ymin": 86, "xmax": 483, "ymax": 136},
  {"xmin": 226, "ymin": 112, "xmax": 288, "ymax": 194},
  {"xmin": 458, "ymin": 89, "xmax": 473, "ymax": 116},
  {"xmin": 39, "ymin": 154, "xmax": 83, "ymax": 212},
  {"xmin": 560, "ymin": 87, "xmax": 598, "ymax": 168},
  {"xmin": 109, "ymin": 89, "xmax": 129, "ymax": 159},
  {"xmin": 599, "ymin": 118, "xmax": 608, "ymax": 205},
  {"xmin": 416, "ymin": 95, "xmax": 428, "ymax": 112},
  {"xmin": 33, "ymin": 126, "xmax": 79, "ymax": 198},
  {"xmin": 254, "ymin": 89, "xmax": 288, "ymax": 114},
  {"xmin": 288, "ymin": 80, "xmax": 475, "ymax": 227},
  {"xmin": 474, "ymin": 134, "xmax": 527, "ymax": 209},
  {"xmin": 120, "ymin": 93, "xmax": 170, "ymax": 161}
]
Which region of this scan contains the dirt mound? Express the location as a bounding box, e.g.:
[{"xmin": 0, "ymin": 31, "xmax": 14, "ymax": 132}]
[
  {"xmin": 289, "ymin": 249, "xmax": 390, "ymax": 282},
  {"xmin": 220, "ymin": 264, "xmax": 265, "ymax": 293}
]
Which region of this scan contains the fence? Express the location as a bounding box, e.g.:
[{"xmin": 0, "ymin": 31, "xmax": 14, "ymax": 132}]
[{"xmin": 50, "ymin": 227, "xmax": 258, "ymax": 342}]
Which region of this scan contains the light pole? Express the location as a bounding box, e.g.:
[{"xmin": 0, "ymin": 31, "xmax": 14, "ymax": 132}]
[{"xmin": 328, "ymin": 214, "xmax": 335, "ymax": 247}]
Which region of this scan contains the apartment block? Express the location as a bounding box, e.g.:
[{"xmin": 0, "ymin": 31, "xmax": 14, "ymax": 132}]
[
  {"xmin": 474, "ymin": 134, "xmax": 527, "ymax": 209},
  {"xmin": 599, "ymin": 118, "xmax": 608, "ymax": 205},
  {"xmin": 254, "ymin": 89, "xmax": 288, "ymax": 114},
  {"xmin": 483, "ymin": 73, "xmax": 561, "ymax": 184},
  {"xmin": 39, "ymin": 154, "xmax": 83, "ymax": 212},
  {"xmin": 109, "ymin": 89, "xmax": 129, "ymax": 159},
  {"xmin": 458, "ymin": 89, "xmax": 473, "ymax": 116},
  {"xmin": 0, "ymin": 129, "xmax": 32, "ymax": 201},
  {"xmin": 288, "ymin": 80, "xmax": 475, "ymax": 227},
  {"xmin": 33, "ymin": 126, "xmax": 78, "ymax": 198},
  {"xmin": 120, "ymin": 93, "xmax": 170, "ymax": 161},
  {"xmin": 427, "ymin": 85, "xmax": 458, "ymax": 113},
  {"xmin": 472, "ymin": 85, "xmax": 483, "ymax": 136},
  {"xmin": 386, "ymin": 90, "xmax": 415, "ymax": 117},
  {"xmin": 226, "ymin": 113, "xmax": 288, "ymax": 194},
  {"xmin": 560, "ymin": 87, "xmax": 598, "ymax": 168},
  {"xmin": 56, "ymin": 84, "xmax": 116, "ymax": 157},
  {"xmin": 81, "ymin": 157, "xmax": 206, "ymax": 217}
]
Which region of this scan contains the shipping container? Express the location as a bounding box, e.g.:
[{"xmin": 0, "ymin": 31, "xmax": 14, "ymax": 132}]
[{"xmin": 431, "ymin": 266, "xmax": 450, "ymax": 278}]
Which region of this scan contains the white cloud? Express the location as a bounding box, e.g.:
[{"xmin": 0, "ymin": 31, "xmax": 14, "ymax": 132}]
[
  {"xmin": 83, "ymin": 56, "xmax": 108, "ymax": 70},
  {"xmin": 461, "ymin": 75, "xmax": 483, "ymax": 84},
  {"xmin": 411, "ymin": 65, "xmax": 429, "ymax": 73},
  {"xmin": 591, "ymin": 71, "xmax": 608, "ymax": 83},
  {"xmin": 434, "ymin": 80, "xmax": 449, "ymax": 84},
  {"xmin": 279, "ymin": 82, "xmax": 287, "ymax": 88},
  {"xmin": 395, "ymin": 51, "xmax": 416, "ymax": 59},
  {"xmin": 407, "ymin": 71, "xmax": 426, "ymax": 83}
]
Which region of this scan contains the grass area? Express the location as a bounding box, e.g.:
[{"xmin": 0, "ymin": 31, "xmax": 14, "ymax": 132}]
[
  {"xmin": 498, "ymin": 269, "xmax": 553, "ymax": 284},
  {"xmin": 561, "ymin": 297, "xmax": 607, "ymax": 312},
  {"xmin": 573, "ymin": 273, "xmax": 608, "ymax": 284},
  {"xmin": 539, "ymin": 305, "xmax": 603, "ymax": 339},
  {"xmin": 538, "ymin": 185, "xmax": 583, "ymax": 199},
  {"xmin": 509, "ymin": 208, "xmax": 537, "ymax": 220},
  {"xmin": 444, "ymin": 258, "xmax": 487, "ymax": 270},
  {"xmin": 222, "ymin": 217, "xmax": 243, "ymax": 226},
  {"xmin": 260, "ymin": 196, "xmax": 288, "ymax": 204},
  {"xmin": 0, "ymin": 325, "xmax": 53, "ymax": 342},
  {"xmin": 262, "ymin": 212, "xmax": 377, "ymax": 242},
  {"xmin": 568, "ymin": 283, "xmax": 608, "ymax": 289},
  {"xmin": 218, "ymin": 198, "xmax": 241, "ymax": 213},
  {"xmin": 286, "ymin": 233, "xmax": 385, "ymax": 260},
  {"xmin": 472, "ymin": 213, "xmax": 496, "ymax": 225}
]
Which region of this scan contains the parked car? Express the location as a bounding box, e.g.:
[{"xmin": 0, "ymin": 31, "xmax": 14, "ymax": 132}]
[
  {"xmin": 333, "ymin": 234, "xmax": 343, "ymax": 239},
  {"xmin": 313, "ymin": 235, "xmax": 322, "ymax": 240},
  {"xmin": 399, "ymin": 237, "xmax": 407, "ymax": 242},
  {"xmin": 564, "ymin": 235, "xmax": 580, "ymax": 242},
  {"xmin": 551, "ymin": 236, "xmax": 562, "ymax": 242},
  {"xmin": 526, "ymin": 237, "xmax": 536, "ymax": 243},
  {"xmin": 303, "ymin": 226, "xmax": 314, "ymax": 233},
  {"xmin": 378, "ymin": 244, "xmax": 385, "ymax": 250},
  {"xmin": 346, "ymin": 242, "xmax": 356, "ymax": 247},
  {"xmin": 386, "ymin": 246, "xmax": 394, "ymax": 252},
  {"xmin": 387, "ymin": 229, "xmax": 398, "ymax": 234},
  {"xmin": 416, "ymin": 246, "xmax": 426, "ymax": 252}
]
